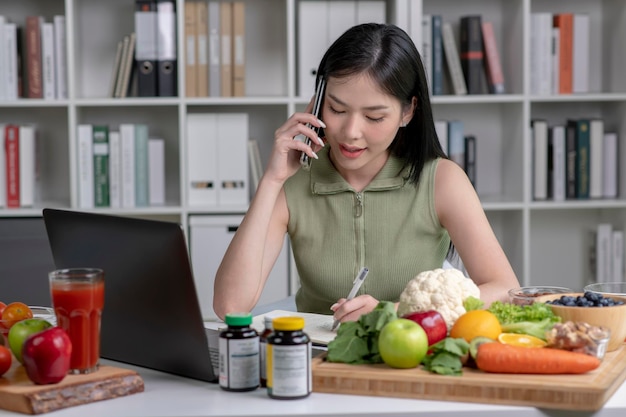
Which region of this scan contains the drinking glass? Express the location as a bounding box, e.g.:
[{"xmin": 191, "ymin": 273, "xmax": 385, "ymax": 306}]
[{"xmin": 49, "ymin": 268, "xmax": 105, "ymax": 374}]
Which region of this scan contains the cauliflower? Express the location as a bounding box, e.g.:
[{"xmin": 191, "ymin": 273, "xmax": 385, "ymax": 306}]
[{"xmin": 397, "ymin": 268, "xmax": 480, "ymax": 330}]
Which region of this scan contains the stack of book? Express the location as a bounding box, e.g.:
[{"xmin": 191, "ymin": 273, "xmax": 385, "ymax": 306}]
[
  {"xmin": 532, "ymin": 119, "xmax": 617, "ymax": 201},
  {"xmin": 0, "ymin": 124, "xmax": 38, "ymax": 208},
  {"xmin": 184, "ymin": 0, "xmax": 246, "ymax": 98},
  {"xmin": 530, "ymin": 12, "xmax": 590, "ymax": 95},
  {"xmin": 421, "ymin": 15, "xmax": 505, "ymax": 96},
  {"xmin": 0, "ymin": 15, "xmax": 67, "ymax": 100},
  {"xmin": 76, "ymin": 124, "xmax": 165, "ymax": 209},
  {"xmin": 434, "ymin": 119, "xmax": 476, "ymax": 188}
]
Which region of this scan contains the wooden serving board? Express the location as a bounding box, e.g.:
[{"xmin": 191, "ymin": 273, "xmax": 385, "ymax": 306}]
[
  {"xmin": 0, "ymin": 362, "xmax": 144, "ymax": 415},
  {"xmin": 312, "ymin": 345, "xmax": 626, "ymax": 411}
]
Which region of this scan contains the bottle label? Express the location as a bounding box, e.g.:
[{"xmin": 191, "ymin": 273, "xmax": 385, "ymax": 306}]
[
  {"xmin": 219, "ymin": 336, "xmax": 259, "ymax": 389},
  {"xmin": 267, "ymin": 342, "xmax": 311, "ymax": 397}
]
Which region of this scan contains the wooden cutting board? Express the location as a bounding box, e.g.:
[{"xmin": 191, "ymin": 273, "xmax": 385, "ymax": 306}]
[
  {"xmin": 0, "ymin": 361, "xmax": 144, "ymax": 415},
  {"xmin": 312, "ymin": 344, "xmax": 626, "ymax": 411}
]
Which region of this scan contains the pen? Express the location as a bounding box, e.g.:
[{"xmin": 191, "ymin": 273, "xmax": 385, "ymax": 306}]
[{"xmin": 331, "ymin": 267, "xmax": 370, "ymax": 331}]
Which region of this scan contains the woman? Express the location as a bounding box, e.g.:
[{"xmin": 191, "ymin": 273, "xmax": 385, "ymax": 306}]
[{"xmin": 214, "ymin": 23, "xmax": 519, "ymax": 323}]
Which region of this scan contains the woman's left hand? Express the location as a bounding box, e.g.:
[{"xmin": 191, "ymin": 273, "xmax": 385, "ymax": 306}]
[{"xmin": 330, "ymin": 294, "xmax": 380, "ymax": 324}]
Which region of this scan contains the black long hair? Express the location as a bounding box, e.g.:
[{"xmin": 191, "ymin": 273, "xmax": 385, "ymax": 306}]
[{"xmin": 315, "ymin": 23, "xmax": 447, "ymax": 184}]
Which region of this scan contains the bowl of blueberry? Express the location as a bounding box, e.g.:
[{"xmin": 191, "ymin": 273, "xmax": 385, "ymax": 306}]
[{"xmin": 535, "ymin": 291, "xmax": 626, "ymax": 352}]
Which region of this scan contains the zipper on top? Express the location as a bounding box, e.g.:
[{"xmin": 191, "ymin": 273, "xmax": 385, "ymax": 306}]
[{"xmin": 354, "ymin": 192, "xmax": 363, "ymax": 217}]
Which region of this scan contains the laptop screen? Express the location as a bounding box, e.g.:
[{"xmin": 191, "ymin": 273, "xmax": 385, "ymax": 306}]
[{"xmin": 42, "ymin": 208, "xmax": 217, "ymax": 383}]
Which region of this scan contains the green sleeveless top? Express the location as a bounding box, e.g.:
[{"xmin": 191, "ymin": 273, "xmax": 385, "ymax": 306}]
[{"xmin": 284, "ymin": 147, "xmax": 450, "ymax": 314}]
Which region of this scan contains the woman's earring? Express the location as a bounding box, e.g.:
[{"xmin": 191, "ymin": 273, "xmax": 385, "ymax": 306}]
[{"xmin": 401, "ymin": 122, "xmax": 407, "ymax": 128}]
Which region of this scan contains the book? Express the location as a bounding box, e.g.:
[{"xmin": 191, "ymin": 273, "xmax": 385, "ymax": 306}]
[
  {"xmin": 53, "ymin": 15, "xmax": 67, "ymax": 99},
  {"xmin": 549, "ymin": 125, "xmax": 566, "ymax": 201},
  {"xmin": 530, "ymin": 13, "xmax": 552, "ymax": 95},
  {"xmin": 589, "ymin": 119, "xmax": 604, "ymax": 199},
  {"xmin": 431, "ymin": 15, "xmax": 443, "ymax": 95},
  {"xmin": 41, "ymin": 22, "xmax": 56, "ymax": 100},
  {"xmin": 77, "ymin": 124, "xmax": 94, "ymax": 209},
  {"xmin": 447, "ymin": 120, "xmax": 465, "ymax": 169},
  {"xmin": 441, "ymin": 22, "xmax": 467, "ymax": 95},
  {"xmin": 481, "ymin": 21, "xmax": 505, "ymax": 94},
  {"xmin": 19, "ymin": 124, "xmax": 37, "ymax": 208},
  {"xmin": 572, "ymin": 13, "xmax": 590, "ymax": 94},
  {"xmin": 156, "ymin": 0, "xmax": 177, "ymax": 97},
  {"xmin": 196, "ymin": 1, "xmax": 209, "ymax": 97},
  {"xmin": 208, "ymin": 311, "xmax": 335, "ymax": 346},
  {"xmin": 551, "ymin": 26, "xmax": 560, "ymax": 95},
  {"xmin": 553, "ymin": 13, "xmax": 573, "ymax": 94},
  {"xmin": 603, "ymin": 132, "xmax": 618, "ymax": 199},
  {"xmin": 4, "ymin": 124, "xmax": 20, "ymax": 208},
  {"xmin": 3, "ymin": 22, "xmax": 19, "ymax": 100},
  {"xmin": 219, "ymin": 1, "xmax": 233, "ymax": 97},
  {"xmin": 118, "ymin": 32, "xmax": 137, "ymax": 98},
  {"xmin": 596, "ymin": 223, "xmax": 613, "ymax": 284},
  {"xmin": 248, "ymin": 139, "xmax": 262, "ymax": 191},
  {"xmin": 464, "ymin": 135, "xmax": 476, "ymax": 187},
  {"xmin": 148, "ymin": 138, "xmax": 165, "ymax": 205},
  {"xmin": 92, "ymin": 125, "xmax": 110, "ymax": 207},
  {"xmin": 421, "ymin": 14, "xmax": 432, "ymax": 95},
  {"xmin": 108, "ymin": 39, "xmax": 125, "ymax": 98},
  {"xmin": 25, "ymin": 16, "xmax": 44, "ymax": 98},
  {"xmin": 612, "ymin": 230, "xmax": 624, "ymax": 282},
  {"xmin": 208, "ymin": 0, "xmax": 221, "ymax": 97},
  {"xmin": 573, "ymin": 119, "xmax": 590, "ymax": 199},
  {"xmin": 183, "ymin": 0, "xmax": 197, "ymax": 97},
  {"xmin": 565, "ymin": 121, "xmax": 577, "ymax": 199},
  {"xmin": 252, "ymin": 310, "xmax": 336, "ymax": 346},
  {"xmin": 109, "ymin": 131, "xmax": 122, "ymax": 208},
  {"xmin": 434, "ymin": 120, "xmax": 448, "ymax": 155},
  {"xmin": 0, "ymin": 124, "xmax": 5, "ymax": 206},
  {"xmin": 459, "ymin": 15, "xmax": 484, "ymax": 95},
  {"xmin": 120, "ymin": 124, "xmax": 137, "ymax": 208},
  {"xmin": 134, "ymin": 124, "xmax": 150, "ymax": 207},
  {"xmin": 532, "ymin": 119, "xmax": 548, "ymax": 200},
  {"xmin": 232, "ymin": 1, "xmax": 245, "ymax": 97},
  {"xmin": 135, "ymin": 0, "xmax": 158, "ymax": 96}
]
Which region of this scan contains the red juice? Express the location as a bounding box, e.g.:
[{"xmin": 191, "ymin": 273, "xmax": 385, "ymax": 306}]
[{"xmin": 51, "ymin": 280, "xmax": 105, "ymax": 373}]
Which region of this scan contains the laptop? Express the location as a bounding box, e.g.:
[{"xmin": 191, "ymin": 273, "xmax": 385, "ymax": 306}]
[{"xmin": 42, "ymin": 208, "xmax": 218, "ymax": 383}]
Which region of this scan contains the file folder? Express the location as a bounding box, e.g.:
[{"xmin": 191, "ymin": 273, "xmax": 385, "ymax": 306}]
[
  {"xmin": 135, "ymin": 0, "xmax": 158, "ymax": 96},
  {"xmin": 156, "ymin": 0, "xmax": 177, "ymax": 96}
]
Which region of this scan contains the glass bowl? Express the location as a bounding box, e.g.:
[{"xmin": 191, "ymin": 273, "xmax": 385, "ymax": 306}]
[
  {"xmin": 508, "ymin": 286, "xmax": 574, "ymax": 306},
  {"xmin": 0, "ymin": 306, "xmax": 56, "ymax": 340},
  {"xmin": 584, "ymin": 282, "xmax": 626, "ymax": 297}
]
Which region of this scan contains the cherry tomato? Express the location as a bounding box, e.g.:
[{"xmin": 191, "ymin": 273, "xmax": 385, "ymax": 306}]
[
  {"xmin": 1, "ymin": 302, "xmax": 33, "ymax": 329},
  {"xmin": 0, "ymin": 302, "xmax": 6, "ymax": 316},
  {"xmin": 0, "ymin": 345, "xmax": 11, "ymax": 376}
]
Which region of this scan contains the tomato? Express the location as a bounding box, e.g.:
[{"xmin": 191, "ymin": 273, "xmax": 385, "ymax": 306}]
[
  {"xmin": 0, "ymin": 302, "xmax": 6, "ymax": 316},
  {"xmin": 1, "ymin": 302, "xmax": 33, "ymax": 329},
  {"xmin": 0, "ymin": 345, "xmax": 11, "ymax": 376}
]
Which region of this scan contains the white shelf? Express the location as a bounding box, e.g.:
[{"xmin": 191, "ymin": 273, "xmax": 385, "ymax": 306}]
[{"xmin": 1, "ymin": 0, "xmax": 625, "ymax": 292}]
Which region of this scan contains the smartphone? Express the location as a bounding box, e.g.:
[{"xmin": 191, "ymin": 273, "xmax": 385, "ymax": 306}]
[{"xmin": 297, "ymin": 77, "xmax": 326, "ymax": 170}]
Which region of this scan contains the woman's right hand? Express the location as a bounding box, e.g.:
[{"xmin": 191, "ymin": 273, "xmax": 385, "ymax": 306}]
[{"xmin": 264, "ymin": 100, "xmax": 326, "ymax": 184}]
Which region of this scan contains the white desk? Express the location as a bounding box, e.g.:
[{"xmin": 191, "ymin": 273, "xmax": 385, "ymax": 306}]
[
  {"xmin": 0, "ymin": 358, "xmax": 625, "ymax": 417},
  {"xmin": 1, "ymin": 297, "xmax": 624, "ymax": 416}
]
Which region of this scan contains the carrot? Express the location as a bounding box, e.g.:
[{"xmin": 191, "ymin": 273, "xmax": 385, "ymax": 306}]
[{"xmin": 476, "ymin": 342, "xmax": 600, "ymax": 374}]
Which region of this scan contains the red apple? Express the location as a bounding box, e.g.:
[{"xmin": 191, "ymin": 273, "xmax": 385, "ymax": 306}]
[
  {"xmin": 22, "ymin": 327, "xmax": 72, "ymax": 385},
  {"xmin": 402, "ymin": 310, "xmax": 447, "ymax": 346}
]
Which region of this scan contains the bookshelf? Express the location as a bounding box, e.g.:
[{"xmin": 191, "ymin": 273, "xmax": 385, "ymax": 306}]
[{"xmin": 1, "ymin": 0, "xmax": 626, "ymax": 299}]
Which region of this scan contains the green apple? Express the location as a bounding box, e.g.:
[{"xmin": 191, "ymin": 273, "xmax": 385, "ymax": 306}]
[
  {"xmin": 378, "ymin": 318, "xmax": 428, "ymax": 369},
  {"xmin": 8, "ymin": 318, "xmax": 52, "ymax": 364}
]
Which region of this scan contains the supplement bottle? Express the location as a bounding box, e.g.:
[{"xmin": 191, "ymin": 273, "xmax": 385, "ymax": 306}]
[
  {"xmin": 219, "ymin": 312, "xmax": 259, "ymax": 391},
  {"xmin": 266, "ymin": 316, "xmax": 311, "ymax": 399},
  {"xmin": 259, "ymin": 315, "xmax": 274, "ymax": 387}
]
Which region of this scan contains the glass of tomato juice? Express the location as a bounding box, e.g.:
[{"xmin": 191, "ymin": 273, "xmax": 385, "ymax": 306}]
[{"xmin": 49, "ymin": 268, "xmax": 104, "ymax": 374}]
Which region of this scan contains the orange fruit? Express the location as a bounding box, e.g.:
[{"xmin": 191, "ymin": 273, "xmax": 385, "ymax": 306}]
[
  {"xmin": 497, "ymin": 333, "xmax": 547, "ymax": 348},
  {"xmin": 449, "ymin": 310, "xmax": 502, "ymax": 342}
]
